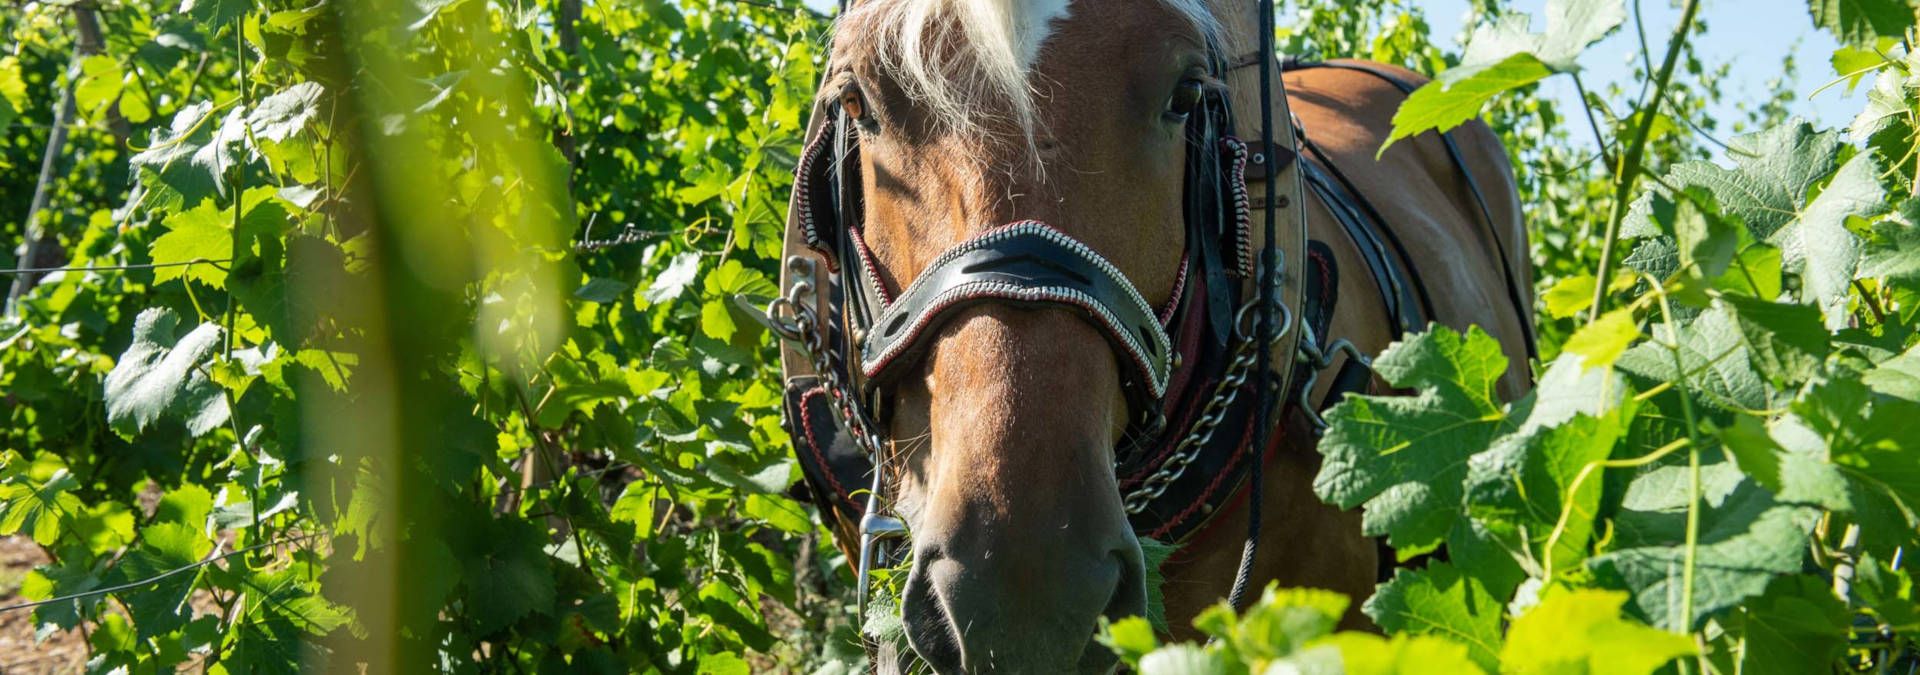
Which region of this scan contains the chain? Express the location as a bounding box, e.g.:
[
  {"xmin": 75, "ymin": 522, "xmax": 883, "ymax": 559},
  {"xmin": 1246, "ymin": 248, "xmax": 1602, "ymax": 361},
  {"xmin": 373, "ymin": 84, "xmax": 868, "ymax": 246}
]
[
  {"xmin": 1123, "ymin": 338, "xmax": 1256, "ymax": 513},
  {"xmin": 1122, "ymin": 283, "xmax": 1293, "ymax": 515},
  {"xmin": 761, "ymin": 256, "xmax": 888, "ymax": 460}
]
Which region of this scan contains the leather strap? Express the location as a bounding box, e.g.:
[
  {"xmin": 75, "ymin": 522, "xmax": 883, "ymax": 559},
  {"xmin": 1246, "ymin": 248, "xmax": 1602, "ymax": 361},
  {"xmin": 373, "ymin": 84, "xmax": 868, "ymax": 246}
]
[{"xmin": 859, "ymin": 221, "xmax": 1173, "ymax": 404}]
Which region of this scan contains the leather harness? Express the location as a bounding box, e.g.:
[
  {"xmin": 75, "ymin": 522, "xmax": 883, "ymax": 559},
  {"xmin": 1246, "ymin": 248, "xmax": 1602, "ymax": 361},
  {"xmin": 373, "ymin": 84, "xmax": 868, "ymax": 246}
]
[{"xmin": 758, "ymin": 23, "xmax": 1528, "ymax": 630}]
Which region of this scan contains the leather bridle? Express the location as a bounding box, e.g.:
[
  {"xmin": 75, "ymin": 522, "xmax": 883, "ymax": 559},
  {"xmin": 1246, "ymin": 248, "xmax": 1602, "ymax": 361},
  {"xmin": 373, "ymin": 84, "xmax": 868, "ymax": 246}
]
[{"xmin": 758, "ymin": 0, "xmax": 1321, "ymax": 649}]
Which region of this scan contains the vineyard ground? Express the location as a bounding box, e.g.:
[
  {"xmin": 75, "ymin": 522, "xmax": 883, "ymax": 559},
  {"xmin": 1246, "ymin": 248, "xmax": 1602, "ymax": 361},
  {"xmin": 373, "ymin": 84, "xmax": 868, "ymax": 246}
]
[{"xmin": 0, "ymin": 536, "xmax": 84, "ymax": 674}]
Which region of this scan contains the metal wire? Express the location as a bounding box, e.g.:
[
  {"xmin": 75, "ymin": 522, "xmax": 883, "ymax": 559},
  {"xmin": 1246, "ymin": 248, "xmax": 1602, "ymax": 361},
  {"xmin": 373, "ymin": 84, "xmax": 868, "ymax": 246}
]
[
  {"xmin": 0, "ymin": 258, "xmax": 232, "ymax": 276},
  {"xmin": 0, "ymin": 532, "xmax": 323, "ymax": 615}
]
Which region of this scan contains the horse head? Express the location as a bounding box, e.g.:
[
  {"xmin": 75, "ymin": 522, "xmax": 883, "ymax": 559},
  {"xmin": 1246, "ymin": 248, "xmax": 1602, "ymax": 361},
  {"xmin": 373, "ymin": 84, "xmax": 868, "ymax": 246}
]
[{"xmin": 811, "ymin": 0, "xmax": 1243, "ymax": 670}]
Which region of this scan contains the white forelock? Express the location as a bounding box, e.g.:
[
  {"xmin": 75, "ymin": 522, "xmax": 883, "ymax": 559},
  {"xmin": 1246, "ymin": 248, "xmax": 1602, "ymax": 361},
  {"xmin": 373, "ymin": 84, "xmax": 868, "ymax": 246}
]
[{"xmin": 846, "ymin": 0, "xmax": 1220, "ymax": 154}]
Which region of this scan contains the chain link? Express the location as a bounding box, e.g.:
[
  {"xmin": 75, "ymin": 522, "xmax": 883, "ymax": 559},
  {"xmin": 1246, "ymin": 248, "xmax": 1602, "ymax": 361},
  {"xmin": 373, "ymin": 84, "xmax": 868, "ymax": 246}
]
[
  {"xmin": 1122, "ymin": 337, "xmax": 1256, "ymax": 513},
  {"xmin": 781, "ymin": 258, "xmax": 888, "ymax": 461},
  {"xmin": 1122, "ymin": 285, "xmax": 1294, "ymax": 514}
]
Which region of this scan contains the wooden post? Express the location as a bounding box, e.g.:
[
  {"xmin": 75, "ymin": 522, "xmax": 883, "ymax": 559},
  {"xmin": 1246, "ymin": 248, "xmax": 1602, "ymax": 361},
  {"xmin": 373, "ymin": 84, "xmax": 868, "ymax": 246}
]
[{"xmin": 6, "ymin": 5, "xmax": 109, "ymax": 317}]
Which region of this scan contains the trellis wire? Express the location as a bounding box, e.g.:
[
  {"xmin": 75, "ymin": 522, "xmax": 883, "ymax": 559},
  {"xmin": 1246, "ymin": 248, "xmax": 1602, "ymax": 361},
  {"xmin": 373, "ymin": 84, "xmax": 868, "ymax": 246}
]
[{"xmin": 0, "ymin": 532, "xmax": 323, "ymax": 615}]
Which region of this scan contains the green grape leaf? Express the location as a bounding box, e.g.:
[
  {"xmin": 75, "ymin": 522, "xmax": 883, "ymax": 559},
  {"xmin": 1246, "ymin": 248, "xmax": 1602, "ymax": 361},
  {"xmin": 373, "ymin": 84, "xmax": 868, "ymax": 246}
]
[
  {"xmin": 1856, "ymin": 552, "xmax": 1920, "ymax": 630},
  {"xmin": 154, "ymin": 483, "xmax": 215, "ymax": 529},
  {"xmin": 1858, "ymin": 217, "xmax": 1920, "ymax": 288},
  {"xmin": 1779, "ymin": 152, "xmax": 1886, "ymax": 328},
  {"xmin": 242, "ymin": 567, "xmax": 354, "ymax": 636},
  {"xmin": 246, "ymin": 82, "xmax": 323, "ymax": 142},
  {"xmin": 1616, "ymin": 306, "xmax": 1770, "ymax": 413},
  {"xmin": 1863, "ymin": 342, "xmax": 1920, "ymax": 400},
  {"xmin": 575, "ymin": 277, "xmax": 630, "ymax": 303},
  {"xmin": 643, "ymin": 252, "xmax": 701, "ymax": 305},
  {"xmin": 1720, "ymin": 295, "xmax": 1830, "ymax": 384},
  {"xmin": 1588, "ymin": 457, "xmax": 1818, "ymax": 631},
  {"xmin": 1714, "ymin": 243, "xmax": 1783, "ymax": 299},
  {"xmin": 0, "ymin": 56, "xmax": 25, "ymax": 132},
  {"xmin": 151, "ymin": 201, "xmax": 232, "ymax": 287},
  {"xmin": 129, "ymin": 102, "xmax": 220, "ymax": 211},
  {"xmin": 609, "ymin": 482, "xmax": 657, "ymax": 540},
  {"xmin": 1500, "ymin": 589, "xmax": 1696, "ymax": 675},
  {"xmin": 104, "ymin": 308, "xmax": 228, "ymax": 436},
  {"xmin": 1217, "ymin": 585, "xmax": 1349, "ymax": 662},
  {"xmin": 1140, "ymin": 536, "xmax": 1179, "ymax": 632},
  {"xmin": 1809, "ymin": 0, "xmax": 1918, "ymax": 45},
  {"xmin": 112, "ymin": 521, "xmax": 214, "ymax": 640},
  {"xmin": 1668, "ymin": 122, "xmax": 1845, "ymax": 241},
  {"xmin": 196, "ymin": 106, "xmax": 251, "ymax": 196},
  {"xmin": 1541, "ymin": 274, "xmax": 1595, "ymax": 319},
  {"xmin": 1465, "ymin": 356, "xmax": 1633, "ymax": 574},
  {"xmin": 0, "ymin": 468, "xmax": 83, "ymax": 545},
  {"xmin": 1387, "ymin": 54, "xmax": 1552, "ymax": 153},
  {"xmin": 457, "ymin": 518, "xmax": 556, "ymax": 634},
  {"xmin": 1722, "ymin": 575, "xmax": 1850, "ymax": 675},
  {"xmin": 1311, "ymin": 632, "xmax": 1487, "ymax": 675},
  {"xmin": 73, "ymin": 55, "xmax": 124, "ymax": 120},
  {"xmin": 1136, "ymin": 644, "xmax": 1233, "ymax": 675},
  {"xmin": 1098, "ymin": 616, "xmax": 1160, "ymax": 664},
  {"xmin": 1361, "ymin": 563, "xmax": 1502, "ymax": 671},
  {"xmin": 23, "ymin": 557, "xmax": 102, "ymax": 630},
  {"xmin": 1772, "ymin": 374, "xmax": 1920, "ymax": 554},
  {"xmin": 1561, "ymin": 308, "xmax": 1639, "ymax": 370},
  {"xmin": 1314, "ymin": 324, "xmax": 1516, "ymax": 552},
  {"xmin": 1385, "ymin": 0, "xmax": 1624, "ymax": 149}
]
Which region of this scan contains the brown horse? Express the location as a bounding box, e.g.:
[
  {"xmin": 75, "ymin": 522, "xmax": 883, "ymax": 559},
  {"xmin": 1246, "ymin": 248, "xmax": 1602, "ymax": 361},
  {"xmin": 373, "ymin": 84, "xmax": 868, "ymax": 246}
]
[{"xmin": 774, "ymin": 0, "xmax": 1534, "ymax": 671}]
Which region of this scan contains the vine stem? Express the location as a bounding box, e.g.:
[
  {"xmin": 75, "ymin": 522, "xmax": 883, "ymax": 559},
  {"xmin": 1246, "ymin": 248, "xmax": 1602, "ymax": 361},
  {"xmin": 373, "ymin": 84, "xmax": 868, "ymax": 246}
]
[
  {"xmin": 1648, "ymin": 273, "xmax": 1706, "ymax": 633},
  {"xmin": 1541, "ymin": 436, "xmax": 1689, "ymax": 580},
  {"xmin": 1587, "ymin": 0, "xmax": 1703, "ymax": 323},
  {"xmin": 1568, "ymin": 72, "xmax": 1614, "ymax": 181}
]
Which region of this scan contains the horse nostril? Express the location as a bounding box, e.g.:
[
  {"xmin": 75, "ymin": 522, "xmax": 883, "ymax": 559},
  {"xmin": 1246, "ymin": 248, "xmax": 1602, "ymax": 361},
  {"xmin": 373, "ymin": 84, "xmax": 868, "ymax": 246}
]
[
  {"xmin": 1104, "ymin": 548, "xmax": 1149, "ymax": 621},
  {"xmin": 901, "ymin": 554, "xmax": 964, "ymax": 673}
]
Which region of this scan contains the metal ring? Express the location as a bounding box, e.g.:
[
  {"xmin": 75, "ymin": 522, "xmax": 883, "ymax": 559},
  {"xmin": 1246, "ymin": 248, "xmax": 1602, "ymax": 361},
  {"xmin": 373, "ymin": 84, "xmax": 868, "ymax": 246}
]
[{"xmin": 1234, "ymin": 297, "xmax": 1295, "ymax": 344}]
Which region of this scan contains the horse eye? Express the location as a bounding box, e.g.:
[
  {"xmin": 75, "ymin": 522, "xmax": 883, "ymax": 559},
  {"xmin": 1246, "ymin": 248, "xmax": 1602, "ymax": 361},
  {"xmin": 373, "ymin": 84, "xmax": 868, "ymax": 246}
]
[
  {"xmin": 1166, "ymin": 79, "xmax": 1205, "ymax": 118},
  {"xmin": 840, "ymin": 87, "xmax": 868, "ymax": 123}
]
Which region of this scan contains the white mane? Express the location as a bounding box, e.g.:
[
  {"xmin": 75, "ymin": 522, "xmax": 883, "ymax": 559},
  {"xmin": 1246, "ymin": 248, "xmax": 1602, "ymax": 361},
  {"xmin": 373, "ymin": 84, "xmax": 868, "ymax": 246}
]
[{"xmin": 844, "ymin": 0, "xmax": 1221, "ymax": 151}]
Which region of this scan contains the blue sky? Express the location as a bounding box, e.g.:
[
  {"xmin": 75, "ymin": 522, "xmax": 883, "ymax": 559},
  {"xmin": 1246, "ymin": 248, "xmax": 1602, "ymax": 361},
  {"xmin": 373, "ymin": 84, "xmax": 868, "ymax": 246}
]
[
  {"xmin": 1421, "ymin": 0, "xmax": 1860, "ymax": 135},
  {"xmin": 798, "ymin": 0, "xmax": 1862, "ymax": 134}
]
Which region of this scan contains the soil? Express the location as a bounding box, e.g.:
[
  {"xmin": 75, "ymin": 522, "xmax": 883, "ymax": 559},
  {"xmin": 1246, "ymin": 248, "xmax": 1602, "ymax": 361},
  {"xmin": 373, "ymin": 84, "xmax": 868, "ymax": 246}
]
[{"xmin": 0, "ymin": 536, "xmax": 87, "ymax": 675}]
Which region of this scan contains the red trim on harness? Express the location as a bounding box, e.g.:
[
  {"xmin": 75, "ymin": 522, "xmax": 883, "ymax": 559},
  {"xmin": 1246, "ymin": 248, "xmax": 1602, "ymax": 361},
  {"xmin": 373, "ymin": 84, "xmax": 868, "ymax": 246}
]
[
  {"xmin": 1159, "ymin": 256, "xmax": 1189, "ymax": 326},
  {"xmin": 848, "ymin": 225, "xmax": 894, "ymax": 305},
  {"xmin": 798, "ymin": 388, "xmax": 856, "ymax": 504},
  {"xmin": 1148, "ymin": 415, "xmax": 1259, "ymax": 540},
  {"xmin": 1167, "ymin": 414, "xmax": 1290, "ymax": 547},
  {"xmin": 1121, "ymin": 269, "xmax": 1212, "ymax": 488}
]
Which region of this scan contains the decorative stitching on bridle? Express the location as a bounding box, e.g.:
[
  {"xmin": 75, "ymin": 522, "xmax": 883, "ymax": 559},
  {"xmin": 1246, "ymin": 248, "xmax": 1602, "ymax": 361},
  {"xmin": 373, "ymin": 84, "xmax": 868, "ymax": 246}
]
[
  {"xmin": 862, "ymin": 279, "xmax": 1171, "ymax": 400},
  {"xmin": 848, "ymin": 226, "xmax": 893, "ymax": 304},
  {"xmin": 1159, "ymin": 255, "xmax": 1189, "ymax": 326},
  {"xmin": 859, "ymin": 221, "xmax": 1173, "ymax": 399},
  {"xmin": 1221, "ymin": 136, "xmax": 1254, "ymax": 278},
  {"xmin": 798, "ymin": 387, "xmax": 856, "ymax": 504},
  {"xmin": 795, "ymin": 127, "xmax": 834, "ymax": 258}
]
